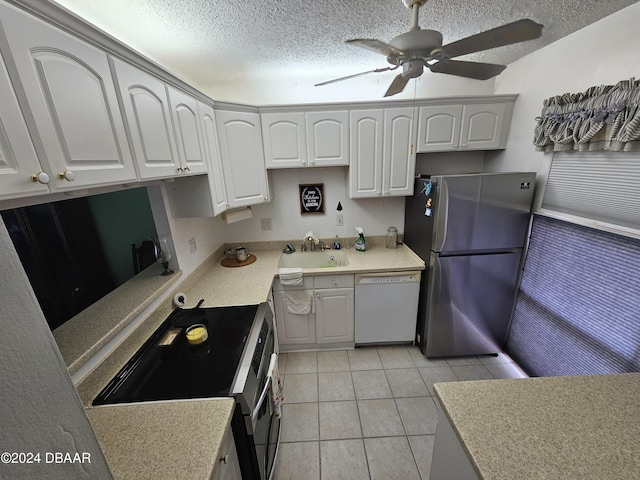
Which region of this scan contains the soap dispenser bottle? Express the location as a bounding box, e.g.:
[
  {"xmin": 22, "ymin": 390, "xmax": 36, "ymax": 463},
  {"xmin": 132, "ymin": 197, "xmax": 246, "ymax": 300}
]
[{"xmin": 355, "ymin": 227, "xmax": 366, "ymax": 252}]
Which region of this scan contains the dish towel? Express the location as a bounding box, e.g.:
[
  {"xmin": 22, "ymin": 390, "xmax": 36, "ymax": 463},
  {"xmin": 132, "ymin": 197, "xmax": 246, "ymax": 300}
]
[
  {"xmin": 278, "ymin": 267, "xmax": 303, "ymax": 286},
  {"xmin": 285, "ymin": 290, "xmax": 314, "ymax": 315},
  {"xmin": 268, "ymin": 353, "xmax": 284, "ymax": 418}
]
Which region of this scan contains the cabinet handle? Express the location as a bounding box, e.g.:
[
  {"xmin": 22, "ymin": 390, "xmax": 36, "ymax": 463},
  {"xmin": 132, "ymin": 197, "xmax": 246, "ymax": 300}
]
[
  {"xmin": 58, "ymin": 170, "xmax": 75, "ymax": 182},
  {"xmin": 184, "ymin": 166, "xmax": 190, "ymax": 171},
  {"xmin": 332, "ymin": 280, "xmax": 337, "ymax": 285},
  {"xmin": 31, "ymin": 172, "xmax": 50, "ymax": 184},
  {"xmin": 219, "ymin": 454, "xmax": 228, "ymax": 464},
  {"xmin": 384, "ymin": 190, "xmax": 389, "ymax": 195},
  {"xmin": 461, "ymin": 144, "xmax": 467, "ymax": 148},
  {"xmin": 177, "ymin": 166, "xmax": 183, "ymax": 172},
  {"xmin": 410, "ymin": 143, "xmax": 413, "ymax": 155},
  {"xmin": 454, "ymin": 144, "xmax": 458, "ymax": 148},
  {"xmin": 316, "ymin": 294, "xmax": 320, "ymax": 298}
]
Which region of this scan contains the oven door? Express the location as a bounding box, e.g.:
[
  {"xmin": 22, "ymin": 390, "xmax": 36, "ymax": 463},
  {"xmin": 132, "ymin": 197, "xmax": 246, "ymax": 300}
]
[{"xmin": 251, "ymin": 365, "xmax": 281, "ymax": 480}]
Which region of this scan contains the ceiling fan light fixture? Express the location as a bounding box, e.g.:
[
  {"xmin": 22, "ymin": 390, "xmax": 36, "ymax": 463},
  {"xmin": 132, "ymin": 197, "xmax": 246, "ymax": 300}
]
[{"xmin": 402, "ymin": 59, "xmax": 424, "ymax": 79}]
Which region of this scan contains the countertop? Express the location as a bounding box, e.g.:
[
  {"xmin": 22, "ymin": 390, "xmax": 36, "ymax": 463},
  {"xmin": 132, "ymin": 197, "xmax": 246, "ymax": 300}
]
[
  {"xmin": 433, "ymin": 373, "xmax": 640, "ymax": 480},
  {"xmin": 76, "ymin": 240, "xmax": 424, "ymax": 479},
  {"xmin": 87, "ymin": 399, "xmax": 235, "ymax": 480}
]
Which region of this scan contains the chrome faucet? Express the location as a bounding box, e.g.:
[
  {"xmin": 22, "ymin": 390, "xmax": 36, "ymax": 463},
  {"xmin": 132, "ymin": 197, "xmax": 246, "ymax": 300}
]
[
  {"xmin": 302, "ymin": 231, "xmax": 318, "ymax": 251},
  {"xmin": 307, "ymin": 236, "xmax": 316, "ymax": 251}
]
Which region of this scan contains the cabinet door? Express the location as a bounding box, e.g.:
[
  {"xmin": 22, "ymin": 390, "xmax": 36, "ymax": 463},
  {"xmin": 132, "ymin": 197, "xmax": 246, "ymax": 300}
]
[
  {"xmin": 315, "ymin": 288, "xmax": 354, "ymax": 344},
  {"xmin": 0, "ymin": 4, "xmax": 136, "ymax": 191},
  {"xmin": 416, "ymin": 105, "xmax": 463, "ymax": 152},
  {"xmin": 348, "ymin": 109, "xmax": 383, "ymax": 198},
  {"xmin": 383, "ymin": 107, "xmax": 417, "ymax": 197},
  {"xmin": 305, "ymin": 111, "xmax": 349, "ymax": 167},
  {"xmin": 112, "ymin": 58, "xmax": 180, "ymax": 179},
  {"xmin": 0, "ymin": 49, "xmax": 49, "ymax": 199},
  {"xmin": 198, "ymin": 102, "xmax": 228, "ymax": 215},
  {"xmin": 459, "ymin": 103, "xmax": 507, "ymax": 150},
  {"xmin": 273, "ymin": 290, "xmax": 315, "ymax": 345},
  {"xmin": 262, "ymin": 112, "xmax": 307, "ymax": 169},
  {"xmin": 212, "ymin": 429, "xmax": 242, "ymax": 480},
  {"xmin": 167, "ymin": 86, "xmax": 208, "ymax": 175},
  {"xmin": 216, "ymin": 110, "xmax": 270, "ymax": 208}
]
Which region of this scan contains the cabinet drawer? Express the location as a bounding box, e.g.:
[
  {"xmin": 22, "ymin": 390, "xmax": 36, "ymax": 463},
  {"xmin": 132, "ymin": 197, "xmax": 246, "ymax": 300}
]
[
  {"xmin": 272, "ymin": 276, "xmax": 313, "ymax": 291},
  {"xmin": 313, "ymin": 274, "xmax": 354, "ymax": 289}
]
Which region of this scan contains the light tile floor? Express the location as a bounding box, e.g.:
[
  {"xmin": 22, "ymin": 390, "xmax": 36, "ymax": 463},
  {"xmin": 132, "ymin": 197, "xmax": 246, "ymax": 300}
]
[{"xmin": 273, "ymin": 345, "xmax": 526, "ymax": 480}]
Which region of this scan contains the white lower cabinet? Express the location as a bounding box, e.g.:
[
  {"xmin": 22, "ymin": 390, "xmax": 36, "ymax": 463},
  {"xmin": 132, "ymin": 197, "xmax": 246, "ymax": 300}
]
[
  {"xmin": 212, "ymin": 428, "xmax": 241, "ymax": 480},
  {"xmin": 273, "ymin": 275, "xmax": 354, "ymax": 349}
]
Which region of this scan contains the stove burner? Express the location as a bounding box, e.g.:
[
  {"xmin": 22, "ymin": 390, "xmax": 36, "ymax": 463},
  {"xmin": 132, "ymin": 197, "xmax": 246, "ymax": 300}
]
[{"xmin": 170, "ymin": 309, "xmax": 206, "ymax": 327}]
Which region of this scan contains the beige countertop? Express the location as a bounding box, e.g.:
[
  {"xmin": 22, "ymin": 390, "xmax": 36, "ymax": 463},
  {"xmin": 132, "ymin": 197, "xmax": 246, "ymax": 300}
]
[
  {"xmin": 74, "ymin": 240, "xmax": 424, "ymax": 479},
  {"xmin": 87, "ymin": 399, "xmax": 235, "ymax": 480},
  {"xmin": 434, "ymin": 373, "xmax": 640, "ymax": 480}
]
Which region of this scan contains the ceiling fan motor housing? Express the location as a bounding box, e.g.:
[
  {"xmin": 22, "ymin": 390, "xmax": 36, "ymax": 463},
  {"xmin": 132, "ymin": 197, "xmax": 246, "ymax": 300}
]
[{"xmin": 388, "ymin": 29, "xmax": 443, "ymax": 63}]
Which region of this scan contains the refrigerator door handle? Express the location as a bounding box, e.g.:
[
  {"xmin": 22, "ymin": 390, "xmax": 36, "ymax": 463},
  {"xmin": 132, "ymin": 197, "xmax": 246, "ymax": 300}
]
[{"xmin": 433, "ymin": 179, "xmax": 448, "ymax": 252}]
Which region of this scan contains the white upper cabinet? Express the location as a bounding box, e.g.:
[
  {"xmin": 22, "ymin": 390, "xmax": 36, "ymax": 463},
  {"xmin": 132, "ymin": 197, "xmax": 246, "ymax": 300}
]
[
  {"xmin": 166, "ymin": 86, "xmax": 208, "ymax": 176},
  {"xmin": 459, "ymin": 102, "xmax": 508, "ymax": 150},
  {"xmin": 305, "ymin": 111, "xmax": 349, "ymax": 167},
  {"xmin": 262, "ymin": 112, "xmax": 307, "ymax": 169},
  {"xmin": 198, "ymin": 102, "xmax": 228, "ymax": 215},
  {"xmin": 111, "ymin": 58, "xmax": 181, "ymax": 180},
  {"xmin": 0, "ymin": 49, "xmax": 49, "ymax": 200},
  {"xmin": 215, "ymin": 110, "xmax": 270, "ymax": 208},
  {"xmin": 416, "ymin": 105, "xmax": 462, "ymax": 152},
  {"xmin": 349, "ymin": 107, "xmax": 416, "ymax": 198},
  {"xmin": 164, "ymin": 101, "xmax": 229, "ymax": 218},
  {"xmin": 349, "ymin": 109, "xmax": 384, "ymax": 198},
  {"xmin": 382, "ymin": 107, "xmax": 416, "ymax": 196},
  {"xmin": 417, "ymin": 102, "xmax": 510, "ymax": 152},
  {"xmin": 0, "ymin": 3, "xmax": 136, "ymax": 192}
]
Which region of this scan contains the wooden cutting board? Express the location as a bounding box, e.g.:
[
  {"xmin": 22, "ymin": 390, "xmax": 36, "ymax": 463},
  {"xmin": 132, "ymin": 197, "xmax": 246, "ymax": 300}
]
[{"xmin": 220, "ymin": 254, "xmax": 257, "ymax": 267}]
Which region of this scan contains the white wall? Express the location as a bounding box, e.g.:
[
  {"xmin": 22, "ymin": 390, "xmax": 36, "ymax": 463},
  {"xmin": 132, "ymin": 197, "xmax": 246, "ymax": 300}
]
[
  {"xmin": 0, "ymin": 218, "xmax": 111, "ymax": 479},
  {"xmin": 202, "ymin": 71, "xmax": 494, "ymax": 106},
  {"xmin": 485, "ymin": 2, "xmax": 640, "ymax": 209},
  {"xmin": 223, "ymin": 167, "xmax": 406, "ymax": 242}
]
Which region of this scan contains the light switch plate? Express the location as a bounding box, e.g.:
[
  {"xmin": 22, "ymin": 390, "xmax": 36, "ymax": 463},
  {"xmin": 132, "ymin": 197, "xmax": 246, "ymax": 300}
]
[
  {"xmin": 188, "ymin": 237, "xmax": 197, "ymax": 254},
  {"xmin": 337, "ymin": 214, "xmax": 344, "ymax": 226},
  {"xmin": 261, "ymin": 218, "xmax": 273, "ymax": 230}
]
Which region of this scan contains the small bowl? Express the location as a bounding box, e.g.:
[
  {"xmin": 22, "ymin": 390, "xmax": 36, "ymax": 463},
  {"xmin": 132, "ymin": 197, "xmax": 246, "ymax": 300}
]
[{"xmin": 185, "ymin": 324, "xmax": 208, "ymax": 346}]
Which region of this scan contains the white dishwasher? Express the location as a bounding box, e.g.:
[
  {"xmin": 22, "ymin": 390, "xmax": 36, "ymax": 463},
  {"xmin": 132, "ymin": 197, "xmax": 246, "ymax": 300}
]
[{"xmin": 355, "ymin": 271, "xmax": 421, "ymax": 345}]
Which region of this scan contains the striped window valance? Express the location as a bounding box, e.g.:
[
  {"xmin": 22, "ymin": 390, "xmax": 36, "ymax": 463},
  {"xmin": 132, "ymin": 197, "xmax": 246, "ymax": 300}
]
[{"xmin": 534, "ymin": 78, "xmax": 640, "ymax": 153}]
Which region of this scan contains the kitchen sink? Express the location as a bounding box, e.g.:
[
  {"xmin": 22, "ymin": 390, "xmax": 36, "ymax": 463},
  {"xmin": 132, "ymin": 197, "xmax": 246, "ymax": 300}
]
[{"xmin": 277, "ymin": 250, "xmax": 349, "ymax": 268}]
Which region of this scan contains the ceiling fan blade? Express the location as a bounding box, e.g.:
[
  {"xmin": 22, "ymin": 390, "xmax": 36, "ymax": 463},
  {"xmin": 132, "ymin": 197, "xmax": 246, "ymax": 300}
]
[
  {"xmin": 315, "ymin": 66, "xmax": 399, "ymax": 87},
  {"xmin": 429, "ymin": 60, "xmax": 506, "ymax": 80},
  {"xmin": 346, "ymin": 38, "xmax": 404, "ymax": 58},
  {"xmin": 384, "ymin": 74, "xmax": 410, "ymax": 97},
  {"xmin": 441, "ymin": 19, "xmax": 543, "ymax": 58}
]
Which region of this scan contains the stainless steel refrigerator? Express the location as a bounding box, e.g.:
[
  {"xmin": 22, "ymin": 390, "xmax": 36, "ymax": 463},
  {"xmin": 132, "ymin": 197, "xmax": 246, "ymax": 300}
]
[{"xmin": 404, "ymin": 172, "xmax": 536, "ymax": 357}]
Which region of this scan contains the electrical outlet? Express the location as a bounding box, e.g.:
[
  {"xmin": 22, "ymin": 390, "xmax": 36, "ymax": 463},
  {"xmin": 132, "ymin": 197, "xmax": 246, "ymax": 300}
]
[
  {"xmin": 260, "ymin": 218, "xmax": 273, "ymax": 230},
  {"xmin": 336, "ymin": 214, "xmax": 344, "ymax": 226},
  {"xmin": 188, "ymin": 237, "xmax": 197, "ymax": 254}
]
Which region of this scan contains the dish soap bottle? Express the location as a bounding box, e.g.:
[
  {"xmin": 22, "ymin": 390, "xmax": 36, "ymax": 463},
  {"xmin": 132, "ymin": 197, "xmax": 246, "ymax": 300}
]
[{"xmin": 355, "ymin": 227, "xmax": 366, "ymax": 252}]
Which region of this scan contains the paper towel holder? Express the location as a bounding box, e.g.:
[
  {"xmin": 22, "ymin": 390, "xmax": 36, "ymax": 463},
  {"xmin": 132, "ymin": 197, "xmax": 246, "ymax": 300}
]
[{"xmin": 221, "ymin": 206, "xmax": 253, "ymax": 224}]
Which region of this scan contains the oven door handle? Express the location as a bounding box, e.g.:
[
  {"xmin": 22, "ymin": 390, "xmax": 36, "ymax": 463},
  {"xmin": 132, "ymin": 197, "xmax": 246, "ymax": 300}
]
[{"xmin": 251, "ymin": 374, "xmax": 272, "ymax": 421}]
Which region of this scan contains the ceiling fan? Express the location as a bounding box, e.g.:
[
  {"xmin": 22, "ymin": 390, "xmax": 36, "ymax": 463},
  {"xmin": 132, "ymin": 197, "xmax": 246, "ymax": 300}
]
[{"xmin": 316, "ymin": 0, "xmax": 543, "ymax": 97}]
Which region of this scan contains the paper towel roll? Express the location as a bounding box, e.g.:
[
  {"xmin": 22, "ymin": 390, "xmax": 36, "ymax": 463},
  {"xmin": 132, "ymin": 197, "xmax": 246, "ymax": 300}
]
[{"xmin": 221, "ymin": 206, "xmax": 253, "ymax": 224}]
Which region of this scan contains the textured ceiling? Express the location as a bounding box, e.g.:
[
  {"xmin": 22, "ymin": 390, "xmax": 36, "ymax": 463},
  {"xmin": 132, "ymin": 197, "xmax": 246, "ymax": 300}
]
[{"xmin": 53, "ymin": 0, "xmax": 639, "ymax": 93}]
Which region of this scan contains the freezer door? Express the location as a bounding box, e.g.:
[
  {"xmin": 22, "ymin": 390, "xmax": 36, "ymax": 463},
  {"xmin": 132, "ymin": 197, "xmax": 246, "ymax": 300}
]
[
  {"xmin": 433, "ymin": 173, "xmax": 535, "ymax": 253},
  {"xmin": 424, "ymin": 251, "xmax": 522, "ymax": 357}
]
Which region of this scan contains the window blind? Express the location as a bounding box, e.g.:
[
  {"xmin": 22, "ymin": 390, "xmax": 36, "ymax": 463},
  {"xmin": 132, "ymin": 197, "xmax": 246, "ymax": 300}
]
[
  {"xmin": 542, "ymin": 151, "xmax": 640, "ymax": 231},
  {"xmin": 505, "ymin": 215, "xmax": 640, "ymax": 377}
]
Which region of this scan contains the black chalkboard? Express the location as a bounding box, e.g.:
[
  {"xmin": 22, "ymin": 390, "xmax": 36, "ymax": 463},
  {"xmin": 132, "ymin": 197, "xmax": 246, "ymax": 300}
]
[{"xmin": 299, "ymin": 184, "xmax": 324, "ymax": 214}]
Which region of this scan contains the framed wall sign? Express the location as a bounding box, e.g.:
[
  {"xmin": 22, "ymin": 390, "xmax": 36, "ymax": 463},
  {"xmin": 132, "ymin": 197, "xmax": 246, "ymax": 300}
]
[{"xmin": 299, "ymin": 184, "xmax": 325, "ymax": 215}]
